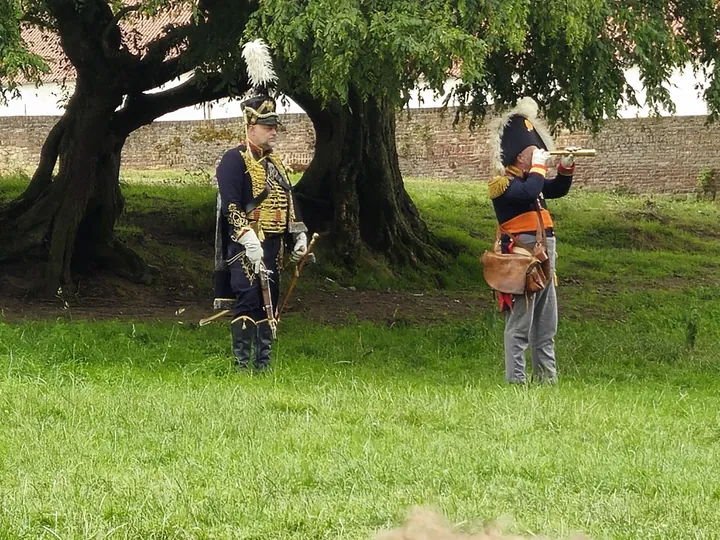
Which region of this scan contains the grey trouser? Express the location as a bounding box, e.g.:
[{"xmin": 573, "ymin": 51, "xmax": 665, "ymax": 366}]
[{"xmin": 504, "ymin": 235, "xmax": 558, "ymax": 384}]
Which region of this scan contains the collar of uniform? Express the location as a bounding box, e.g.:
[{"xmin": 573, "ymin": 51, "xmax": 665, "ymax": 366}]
[
  {"xmin": 244, "ymin": 139, "xmax": 272, "ymax": 160},
  {"xmin": 504, "ymin": 165, "xmax": 524, "ymax": 178}
]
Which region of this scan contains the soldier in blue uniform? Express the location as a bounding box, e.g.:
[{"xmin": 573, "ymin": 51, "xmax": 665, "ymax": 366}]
[
  {"xmin": 486, "ymin": 97, "xmax": 577, "ymax": 384},
  {"xmin": 213, "ymin": 94, "xmax": 308, "ymax": 371}
]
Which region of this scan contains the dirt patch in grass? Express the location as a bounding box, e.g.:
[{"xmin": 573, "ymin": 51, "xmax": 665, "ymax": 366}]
[{"xmin": 0, "ymin": 271, "xmax": 491, "ymax": 327}]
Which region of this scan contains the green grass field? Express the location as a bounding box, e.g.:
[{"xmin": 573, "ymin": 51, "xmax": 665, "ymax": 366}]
[{"xmin": 1, "ymin": 172, "xmax": 720, "ymax": 538}]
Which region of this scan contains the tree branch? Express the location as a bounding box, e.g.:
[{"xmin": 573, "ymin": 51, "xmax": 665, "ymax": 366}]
[
  {"xmin": 141, "ymin": 23, "xmax": 192, "ymax": 65},
  {"xmin": 20, "ymin": 13, "xmax": 54, "ymax": 29},
  {"xmin": 124, "ymin": 23, "xmax": 195, "ymax": 93},
  {"xmin": 111, "ymin": 73, "xmax": 240, "ymax": 135},
  {"xmin": 102, "ymin": 4, "xmax": 142, "ymax": 64},
  {"xmin": 45, "ymin": 0, "xmax": 126, "ymax": 77},
  {"xmin": 0, "ymin": 118, "xmax": 66, "ymax": 223},
  {"xmin": 22, "ymin": 120, "xmax": 66, "ymax": 203}
]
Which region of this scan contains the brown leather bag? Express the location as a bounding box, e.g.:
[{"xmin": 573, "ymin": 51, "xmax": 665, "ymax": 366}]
[{"xmin": 480, "ymin": 201, "xmax": 550, "ymax": 295}]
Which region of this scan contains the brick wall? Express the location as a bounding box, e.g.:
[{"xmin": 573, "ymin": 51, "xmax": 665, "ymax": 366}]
[
  {"xmin": 120, "ymin": 114, "xmax": 317, "ymax": 173},
  {"xmin": 0, "ymin": 116, "xmax": 56, "ymax": 170},
  {"xmin": 2, "ymin": 109, "xmax": 719, "ymax": 193}
]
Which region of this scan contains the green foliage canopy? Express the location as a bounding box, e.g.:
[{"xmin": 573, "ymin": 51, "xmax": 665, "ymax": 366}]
[{"xmin": 248, "ymin": 0, "xmax": 720, "ymax": 128}]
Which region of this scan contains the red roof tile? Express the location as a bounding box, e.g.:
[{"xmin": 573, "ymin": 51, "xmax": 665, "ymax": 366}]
[
  {"xmin": 19, "ymin": 6, "xmax": 192, "ymax": 84},
  {"xmin": 448, "ymin": 60, "xmax": 461, "ymax": 78}
]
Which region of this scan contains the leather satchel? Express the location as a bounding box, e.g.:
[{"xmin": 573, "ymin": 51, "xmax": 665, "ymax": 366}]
[{"xmin": 481, "ymin": 200, "xmax": 550, "ymax": 295}]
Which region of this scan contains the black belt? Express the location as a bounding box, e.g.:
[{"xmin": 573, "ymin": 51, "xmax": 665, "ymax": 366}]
[{"xmin": 515, "ymin": 227, "xmax": 554, "ymax": 237}]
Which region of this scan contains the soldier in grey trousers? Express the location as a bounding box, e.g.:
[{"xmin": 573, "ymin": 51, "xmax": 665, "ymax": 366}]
[
  {"xmin": 504, "ymin": 235, "xmax": 558, "ymax": 384},
  {"xmin": 486, "ymin": 97, "xmax": 578, "ymax": 384}
]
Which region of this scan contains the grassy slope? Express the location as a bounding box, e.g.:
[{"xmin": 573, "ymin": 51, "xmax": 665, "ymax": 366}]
[{"xmin": 1, "ymin": 172, "xmax": 720, "ymax": 538}]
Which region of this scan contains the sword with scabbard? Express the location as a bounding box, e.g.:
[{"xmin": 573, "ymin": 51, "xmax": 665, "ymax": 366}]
[
  {"xmin": 258, "ymin": 260, "xmax": 277, "ymax": 339},
  {"xmin": 199, "ymin": 232, "xmax": 320, "ymax": 327},
  {"xmin": 199, "ymin": 309, "xmax": 231, "ymax": 326}
]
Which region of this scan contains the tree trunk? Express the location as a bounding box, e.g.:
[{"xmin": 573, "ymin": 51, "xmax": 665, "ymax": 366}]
[
  {"xmin": 293, "ymin": 91, "xmax": 444, "ymax": 269},
  {"xmin": 0, "ymin": 0, "xmax": 247, "ymax": 296},
  {"xmin": 0, "ymin": 64, "xmax": 237, "ymax": 296},
  {"xmin": 0, "ymin": 80, "xmax": 149, "ymax": 295}
]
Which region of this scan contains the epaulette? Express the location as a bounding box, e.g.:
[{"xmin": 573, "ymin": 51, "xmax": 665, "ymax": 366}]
[{"xmin": 488, "ymin": 175, "xmax": 510, "ymax": 200}]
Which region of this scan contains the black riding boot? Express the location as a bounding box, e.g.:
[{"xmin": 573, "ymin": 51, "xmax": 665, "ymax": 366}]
[
  {"xmin": 254, "ymin": 321, "xmax": 273, "ymax": 371},
  {"xmin": 231, "ymin": 320, "xmax": 254, "ymax": 370}
]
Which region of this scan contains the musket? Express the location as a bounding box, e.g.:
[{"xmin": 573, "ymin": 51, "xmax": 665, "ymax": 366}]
[
  {"xmin": 548, "ymin": 146, "xmax": 596, "ymax": 157},
  {"xmin": 275, "ymin": 232, "xmax": 319, "ymax": 323}
]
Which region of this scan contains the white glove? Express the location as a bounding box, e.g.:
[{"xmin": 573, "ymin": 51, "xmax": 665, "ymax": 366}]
[
  {"xmin": 238, "ymin": 229, "xmax": 263, "ymax": 273},
  {"xmin": 560, "ymin": 154, "xmax": 575, "ymax": 169},
  {"xmin": 531, "ymin": 148, "xmax": 550, "ymax": 168},
  {"xmin": 289, "ymin": 232, "xmax": 308, "ymax": 263}
]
